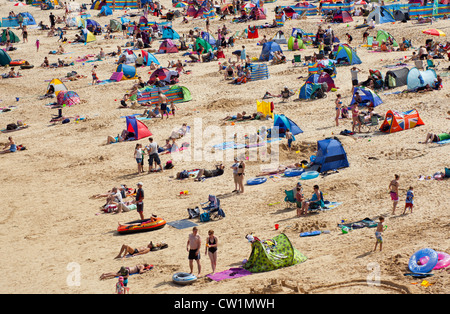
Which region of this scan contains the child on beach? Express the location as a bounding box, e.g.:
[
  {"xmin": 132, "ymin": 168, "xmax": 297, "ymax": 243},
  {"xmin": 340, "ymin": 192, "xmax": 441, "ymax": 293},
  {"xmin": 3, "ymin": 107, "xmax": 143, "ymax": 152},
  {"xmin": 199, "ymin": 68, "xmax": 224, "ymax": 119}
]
[
  {"xmin": 403, "ymin": 187, "xmax": 414, "ymax": 214},
  {"xmin": 115, "ymin": 276, "xmax": 126, "ymax": 294},
  {"xmin": 92, "ymin": 65, "xmax": 99, "ymax": 85},
  {"xmin": 134, "ymin": 143, "xmax": 144, "ymax": 174},
  {"xmin": 374, "ymin": 216, "xmax": 385, "ymax": 252}
]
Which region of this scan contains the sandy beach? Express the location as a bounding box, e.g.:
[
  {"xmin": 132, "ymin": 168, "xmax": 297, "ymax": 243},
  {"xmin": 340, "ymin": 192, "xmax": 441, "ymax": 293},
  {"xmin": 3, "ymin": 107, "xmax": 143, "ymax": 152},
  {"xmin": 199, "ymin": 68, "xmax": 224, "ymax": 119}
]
[{"xmin": 0, "ymin": 0, "xmax": 449, "ymax": 295}]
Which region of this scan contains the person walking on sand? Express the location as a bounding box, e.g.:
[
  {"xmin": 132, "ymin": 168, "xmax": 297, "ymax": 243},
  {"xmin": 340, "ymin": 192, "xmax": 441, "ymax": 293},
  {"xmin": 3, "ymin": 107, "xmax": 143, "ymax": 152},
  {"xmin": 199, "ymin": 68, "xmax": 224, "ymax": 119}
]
[
  {"xmin": 374, "ymin": 216, "xmax": 385, "ymax": 252},
  {"xmin": 187, "ymin": 227, "xmax": 201, "ymax": 275},
  {"xmin": 205, "ymin": 230, "xmax": 218, "ymax": 274},
  {"xmin": 135, "ymin": 182, "xmax": 144, "ymax": 220},
  {"xmin": 389, "ymin": 174, "xmax": 400, "ymax": 215},
  {"xmin": 157, "ymin": 91, "xmax": 170, "ymax": 120},
  {"xmin": 403, "ymin": 186, "xmax": 414, "ymax": 215},
  {"xmin": 237, "ymin": 159, "xmax": 245, "ymax": 194}
]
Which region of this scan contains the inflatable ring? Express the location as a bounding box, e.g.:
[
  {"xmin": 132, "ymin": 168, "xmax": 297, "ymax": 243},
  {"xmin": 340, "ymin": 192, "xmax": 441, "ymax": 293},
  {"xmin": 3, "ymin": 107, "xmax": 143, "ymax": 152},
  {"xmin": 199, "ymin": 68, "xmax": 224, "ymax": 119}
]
[
  {"xmin": 419, "ymin": 251, "xmax": 450, "ymax": 270},
  {"xmin": 20, "ymin": 64, "xmax": 34, "ymax": 70},
  {"xmin": 9, "ymin": 59, "xmax": 26, "ymax": 66},
  {"xmin": 300, "ymin": 171, "xmax": 319, "ymax": 180},
  {"xmin": 408, "ymin": 248, "xmax": 439, "ymax": 273},
  {"xmin": 284, "ymin": 168, "xmax": 304, "ymax": 177},
  {"xmin": 172, "ymin": 272, "xmax": 197, "ymax": 285},
  {"xmin": 246, "ymin": 177, "xmax": 267, "ymax": 185}
]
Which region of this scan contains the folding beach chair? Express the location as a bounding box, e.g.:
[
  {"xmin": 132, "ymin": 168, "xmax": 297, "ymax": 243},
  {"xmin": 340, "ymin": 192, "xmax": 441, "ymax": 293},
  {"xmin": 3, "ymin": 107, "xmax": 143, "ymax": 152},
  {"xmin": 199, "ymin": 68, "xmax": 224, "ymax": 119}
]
[
  {"xmin": 414, "ymin": 60, "xmax": 424, "ymax": 70},
  {"xmin": 284, "ymin": 189, "xmax": 297, "ymax": 209},
  {"xmin": 199, "ymin": 195, "xmax": 225, "ymax": 221},
  {"xmin": 292, "ymin": 55, "xmax": 302, "ymax": 67}
]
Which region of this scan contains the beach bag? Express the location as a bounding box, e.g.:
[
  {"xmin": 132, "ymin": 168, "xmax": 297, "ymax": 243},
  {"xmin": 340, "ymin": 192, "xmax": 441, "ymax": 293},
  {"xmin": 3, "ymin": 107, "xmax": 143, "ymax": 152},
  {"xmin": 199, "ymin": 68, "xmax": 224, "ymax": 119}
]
[
  {"xmin": 6, "ymin": 123, "xmax": 18, "ymax": 130},
  {"xmin": 217, "ymin": 208, "xmax": 226, "ymax": 218},
  {"xmin": 187, "ymin": 207, "xmax": 200, "ymax": 219},
  {"xmin": 199, "ymin": 212, "xmax": 210, "ymax": 222}
]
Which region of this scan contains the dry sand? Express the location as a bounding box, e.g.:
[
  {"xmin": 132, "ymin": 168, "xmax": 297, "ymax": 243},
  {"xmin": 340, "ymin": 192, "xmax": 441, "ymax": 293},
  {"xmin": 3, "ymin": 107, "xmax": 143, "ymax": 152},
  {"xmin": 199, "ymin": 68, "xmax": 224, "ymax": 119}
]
[{"xmin": 0, "ymin": 0, "xmax": 449, "ymax": 295}]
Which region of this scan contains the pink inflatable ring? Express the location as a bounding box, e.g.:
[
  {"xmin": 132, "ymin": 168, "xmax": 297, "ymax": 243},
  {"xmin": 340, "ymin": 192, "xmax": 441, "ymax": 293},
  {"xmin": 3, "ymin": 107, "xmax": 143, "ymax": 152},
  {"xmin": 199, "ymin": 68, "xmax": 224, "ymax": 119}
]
[{"xmin": 419, "ymin": 251, "xmax": 450, "ymax": 270}]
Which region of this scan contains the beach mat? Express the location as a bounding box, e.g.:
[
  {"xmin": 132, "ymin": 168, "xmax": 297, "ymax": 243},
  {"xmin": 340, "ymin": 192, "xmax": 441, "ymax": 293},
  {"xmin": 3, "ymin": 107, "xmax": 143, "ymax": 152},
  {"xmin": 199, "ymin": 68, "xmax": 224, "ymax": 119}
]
[
  {"xmin": 322, "ymin": 201, "xmax": 343, "ymax": 211},
  {"xmin": 437, "ymin": 139, "xmax": 450, "ymax": 145},
  {"xmin": 167, "ymin": 219, "xmax": 198, "ymax": 229},
  {"xmin": 206, "ymin": 267, "xmax": 252, "ymax": 281},
  {"xmin": 338, "ymin": 217, "xmax": 377, "ymax": 229}
]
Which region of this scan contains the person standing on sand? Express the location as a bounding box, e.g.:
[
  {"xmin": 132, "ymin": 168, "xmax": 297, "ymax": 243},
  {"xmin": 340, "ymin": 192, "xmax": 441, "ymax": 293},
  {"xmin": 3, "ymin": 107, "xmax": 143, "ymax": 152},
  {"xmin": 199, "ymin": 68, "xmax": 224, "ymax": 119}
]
[
  {"xmin": 335, "ymin": 94, "xmax": 342, "ymax": 127},
  {"xmin": 388, "ymin": 174, "xmax": 400, "ymax": 215},
  {"xmin": 187, "ymin": 227, "xmax": 201, "ymax": 275},
  {"xmin": 135, "ymin": 182, "xmax": 144, "ymax": 220},
  {"xmin": 205, "ymin": 230, "xmax": 218, "ymax": 274},
  {"xmin": 374, "ymin": 216, "xmax": 385, "ymax": 252}
]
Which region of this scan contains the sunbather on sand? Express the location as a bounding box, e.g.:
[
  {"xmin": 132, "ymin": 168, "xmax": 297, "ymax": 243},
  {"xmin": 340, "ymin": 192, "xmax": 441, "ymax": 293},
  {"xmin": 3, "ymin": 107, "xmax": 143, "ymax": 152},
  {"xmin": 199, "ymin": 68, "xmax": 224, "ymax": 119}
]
[
  {"xmin": 256, "ymin": 163, "xmax": 302, "ymax": 176},
  {"xmin": 194, "ymin": 164, "xmax": 225, "ymax": 181},
  {"xmin": 100, "ymin": 264, "xmax": 152, "ymax": 280},
  {"xmin": 114, "ymin": 241, "xmax": 167, "ymax": 259}
]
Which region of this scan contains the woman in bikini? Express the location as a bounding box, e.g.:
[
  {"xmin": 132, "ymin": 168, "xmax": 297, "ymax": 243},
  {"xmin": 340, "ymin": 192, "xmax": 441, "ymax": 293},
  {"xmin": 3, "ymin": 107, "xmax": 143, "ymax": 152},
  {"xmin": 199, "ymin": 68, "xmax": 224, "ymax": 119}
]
[
  {"xmin": 335, "ymin": 94, "xmax": 342, "ymax": 127},
  {"xmin": 205, "ymin": 230, "xmax": 218, "ymax": 274},
  {"xmin": 351, "ymin": 102, "xmax": 361, "ymax": 133}
]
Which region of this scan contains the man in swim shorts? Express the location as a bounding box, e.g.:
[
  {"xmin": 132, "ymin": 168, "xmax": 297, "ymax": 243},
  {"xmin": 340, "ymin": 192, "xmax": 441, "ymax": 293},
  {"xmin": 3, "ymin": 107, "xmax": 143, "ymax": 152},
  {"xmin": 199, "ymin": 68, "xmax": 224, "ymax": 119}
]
[
  {"xmin": 186, "ymin": 227, "xmax": 201, "ymax": 275},
  {"xmin": 374, "ymin": 216, "xmax": 385, "ymax": 252},
  {"xmin": 158, "ymin": 91, "xmax": 170, "ymax": 120},
  {"xmin": 388, "ymin": 174, "xmax": 400, "ymax": 215}
]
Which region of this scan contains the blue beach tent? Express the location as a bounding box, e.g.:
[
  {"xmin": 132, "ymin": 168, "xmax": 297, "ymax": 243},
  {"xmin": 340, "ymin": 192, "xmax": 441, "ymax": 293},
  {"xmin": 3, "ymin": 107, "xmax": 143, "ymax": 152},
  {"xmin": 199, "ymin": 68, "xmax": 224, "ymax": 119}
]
[
  {"xmin": 350, "ymin": 86, "xmax": 383, "ymax": 107},
  {"xmin": 314, "ymin": 137, "xmax": 349, "ymax": 173},
  {"xmin": 99, "ymin": 5, "xmax": 113, "ymax": 16},
  {"xmin": 273, "ymin": 114, "xmax": 303, "ymax": 137},
  {"xmin": 259, "ymin": 41, "xmax": 282, "ymax": 61}
]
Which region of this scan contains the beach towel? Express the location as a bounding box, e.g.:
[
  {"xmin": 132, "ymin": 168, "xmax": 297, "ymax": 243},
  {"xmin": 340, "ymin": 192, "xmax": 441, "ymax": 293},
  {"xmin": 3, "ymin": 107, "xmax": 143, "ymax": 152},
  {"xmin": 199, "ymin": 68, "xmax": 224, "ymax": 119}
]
[
  {"xmin": 338, "ymin": 217, "xmax": 377, "ymax": 229},
  {"xmin": 167, "ymin": 219, "xmax": 198, "ymax": 229},
  {"xmin": 206, "ymin": 267, "xmax": 253, "ymax": 282}
]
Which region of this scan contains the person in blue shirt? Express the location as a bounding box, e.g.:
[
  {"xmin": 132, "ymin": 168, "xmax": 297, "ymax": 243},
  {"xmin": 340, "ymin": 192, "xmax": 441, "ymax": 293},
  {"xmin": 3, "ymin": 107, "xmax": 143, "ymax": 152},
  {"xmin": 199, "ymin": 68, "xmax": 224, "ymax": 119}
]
[{"xmin": 403, "ymin": 187, "xmax": 414, "ymax": 214}]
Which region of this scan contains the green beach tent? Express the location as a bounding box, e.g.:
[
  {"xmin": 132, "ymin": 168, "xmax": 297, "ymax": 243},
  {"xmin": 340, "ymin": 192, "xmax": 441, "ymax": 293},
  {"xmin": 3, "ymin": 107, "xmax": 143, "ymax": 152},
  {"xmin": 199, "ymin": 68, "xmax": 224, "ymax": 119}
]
[
  {"xmin": 287, "ymin": 36, "xmax": 306, "ymax": 51},
  {"xmin": 0, "ymin": 49, "xmax": 12, "ymax": 66},
  {"xmin": 1, "ymin": 29, "xmax": 20, "ymax": 43},
  {"xmin": 243, "ymin": 233, "xmax": 307, "ymax": 273},
  {"xmin": 376, "ymin": 30, "xmax": 398, "ymax": 47}
]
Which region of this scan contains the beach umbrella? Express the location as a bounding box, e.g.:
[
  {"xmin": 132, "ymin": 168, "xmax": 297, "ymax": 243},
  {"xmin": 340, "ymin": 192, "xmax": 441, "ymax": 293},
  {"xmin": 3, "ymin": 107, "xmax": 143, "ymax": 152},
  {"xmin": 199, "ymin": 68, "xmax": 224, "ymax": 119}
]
[
  {"xmin": 422, "ymin": 29, "xmax": 446, "ymax": 36},
  {"xmin": 14, "ymin": 2, "xmax": 27, "ymax": 6},
  {"xmin": 174, "ymin": 2, "xmax": 188, "ymax": 7},
  {"xmin": 242, "ymin": 3, "xmax": 256, "ymax": 9},
  {"xmin": 355, "ymin": 0, "xmax": 367, "ymax": 4}
]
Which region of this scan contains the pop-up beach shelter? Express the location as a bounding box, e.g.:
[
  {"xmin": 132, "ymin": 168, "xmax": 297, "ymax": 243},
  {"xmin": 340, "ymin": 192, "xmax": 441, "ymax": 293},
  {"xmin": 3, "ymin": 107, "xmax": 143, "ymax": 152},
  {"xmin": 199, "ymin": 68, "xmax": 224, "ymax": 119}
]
[
  {"xmin": 314, "ymin": 137, "xmax": 349, "ymax": 173},
  {"xmin": 350, "ymin": 86, "xmax": 383, "ymax": 107},
  {"xmin": 162, "ymin": 26, "xmax": 180, "ymax": 40},
  {"xmin": 384, "ymin": 67, "xmax": 409, "ymax": 89},
  {"xmin": 243, "ymin": 233, "xmax": 307, "ymax": 273},
  {"xmin": 366, "ymin": 6, "xmax": 396, "ymax": 24},
  {"xmin": 273, "ymin": 114, "xmax": 303, "ymax": 136},
  {"xmin": 305, "ymin": 73, "xmax": 335, "ymax": 91},
  {"xmin": 125, "ymin": 116, "xmax": 152, "ymax": 140},
  {"xmin": 0, "ymin": 49, "xmax": 12, "ymax": 66},
  {"xmin": 46, "ymin": 78, "xmax": 68, "ymax": 97},
  {"xmin": 406, "ymin": 67, "xmax": 437, "ymax": 91},
  {"xmin": 332, "ymin": 10, "xmax": 353, "ymax": 23},
  {"xmin": 259, "ymin": 41, "xmax": 282, "ymax": 61},
  {"xmin": 376, "ymin": 30, "xmax": 398, "ymax": 47},
  {"xmin": 116, "ymin": 64, "xmax": 137, "ymax": 80},
  {"xmin": 141, "ymin": 50, "xmax": 160, "ymax": 66},
  {"xmin": 158, "ymin": 39, "xmax": 179, "ymax": 53},
  {"xmin": 379, "ymin": 109, "xmax": 424, "ymax": 133},
  {"xmin": 333, "ymin": 44, "xmax": 362, "ymax": 65}
]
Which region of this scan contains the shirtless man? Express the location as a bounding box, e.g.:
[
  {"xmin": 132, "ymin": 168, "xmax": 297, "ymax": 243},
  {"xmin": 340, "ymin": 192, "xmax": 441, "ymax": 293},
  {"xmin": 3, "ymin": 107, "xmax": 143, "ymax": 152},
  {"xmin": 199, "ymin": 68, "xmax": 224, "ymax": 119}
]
[
  {"xmin": 186, "ymin": 227, "xmax": 201, "ymax": 275},
  {"xmin": 157, "ymin": 91, "xmax": 171, "ymax": 120},
  {"xmin": 115, "ymin": 242, "xmax": 154, "ymax": 259},
  {"xmin": 389, "ymin": 174, "xmax": 400, "ymax": 215}
]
